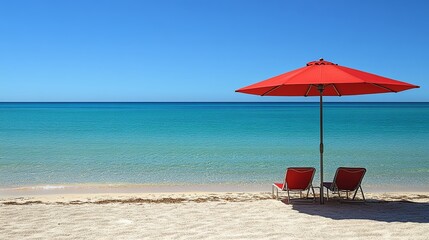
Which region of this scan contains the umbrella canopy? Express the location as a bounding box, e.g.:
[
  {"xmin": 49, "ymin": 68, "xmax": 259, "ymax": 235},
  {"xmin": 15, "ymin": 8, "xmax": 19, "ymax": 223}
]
[
  {"xmin": 236, "ymin": 59, "xmax": 419, "ymax": 204},
  {"xmin": 237, "ymin": 59, "xmax": 418, "ymax": 96}
]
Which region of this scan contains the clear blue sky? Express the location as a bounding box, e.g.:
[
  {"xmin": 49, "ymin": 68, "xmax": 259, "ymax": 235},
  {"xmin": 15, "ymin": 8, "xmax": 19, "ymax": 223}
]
[{"xmin": 0, "ymin": 0, "xmax": 427, "ymax": 102}]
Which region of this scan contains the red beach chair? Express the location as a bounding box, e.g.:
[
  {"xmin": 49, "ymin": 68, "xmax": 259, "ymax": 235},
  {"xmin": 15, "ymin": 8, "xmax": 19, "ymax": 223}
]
[
  {"xmin": 323, "ymin": 167, "xmax": 366, "ymax": 202},
  {"xmin": 272, "ymin": 167, "xmax": 316, "ymax": 202}
]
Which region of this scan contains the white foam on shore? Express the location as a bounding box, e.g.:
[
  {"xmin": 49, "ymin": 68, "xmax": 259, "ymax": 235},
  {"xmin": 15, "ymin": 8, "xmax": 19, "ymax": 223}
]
[
  {"xmin": 3, "ymin": 185, "xmax": 67, "ymax": 191},
  {"xmin": 0, "ymin": 182, "xmax": 427, "ymax": 197},
  {"xmin": 0, "ymin": 183, "xmax": 269, "ymax": 195},
  {"xmin": 31, "ymin": 185, "xmax": 66, "ymax": 190}
]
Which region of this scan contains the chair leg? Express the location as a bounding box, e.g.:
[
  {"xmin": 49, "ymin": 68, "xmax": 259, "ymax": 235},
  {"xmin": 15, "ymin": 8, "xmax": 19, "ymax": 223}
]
[
  {"xmin": 346, "ymin": 191, "xmax": 349, "ymax": 199},
  {"xmin": 350, "ymin": 186, "xmax": 365, "ymax": 202},
  {"xmin": 272, "ymin": 185, "xmax": 274, "ymax": 199},
  {"xmin": 360, "ymin": 186, "xmax": 365, "ymax": 202},
  {"xmin": 326, "ymin": 187, "xmax": 329, "ymax": 201},
  {"xmin": 306, "ymin": 188, "xmax": 310, "ymax": 198},
  {"xmin": 287, "ymin": 190, "xmax": 290, "ymax": 203},
  {"xmin": 311, "ymin": 187, "xmax": 316, "ymax": 201},
  {"xmin": 352, "ymin": 188, "xmax": 358, "ymax": 200}
]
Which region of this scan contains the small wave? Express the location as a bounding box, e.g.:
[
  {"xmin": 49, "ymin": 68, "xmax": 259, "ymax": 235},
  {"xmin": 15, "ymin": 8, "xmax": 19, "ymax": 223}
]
[{"xmin": 31, "ymin": 185, "xmax": 66, "ymax": 190}]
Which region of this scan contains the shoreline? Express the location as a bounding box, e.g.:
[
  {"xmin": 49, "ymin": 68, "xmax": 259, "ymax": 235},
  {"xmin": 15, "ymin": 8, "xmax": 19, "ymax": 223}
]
[
  {"xmin": 1, "ymin": 182, "xmax": 428, "ymax": 197},
  {"xmin": 1, "ymin": 191, "xmax": 429, "ymax": 202},
  {"xmin": 0, "ymin": 183, "xmax": 269, "ymax": 197},
  {"xmin": 2, "ymin": 191, "xmax": 429, "ymax": 207}
]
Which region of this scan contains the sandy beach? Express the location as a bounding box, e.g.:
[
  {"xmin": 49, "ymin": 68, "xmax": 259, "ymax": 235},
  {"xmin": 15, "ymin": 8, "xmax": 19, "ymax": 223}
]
[
  {"xmin": 1, "ymin": 191, "xmax": 428, "ymax": 239},
  {"xmin": 2, "ymin": 0, "xmax": 428, "ymax": 239}
]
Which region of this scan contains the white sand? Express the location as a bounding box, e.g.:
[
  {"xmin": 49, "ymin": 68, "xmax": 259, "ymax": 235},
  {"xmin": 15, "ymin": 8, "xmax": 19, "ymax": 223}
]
[{"xmin": 1, "ymin": 192, "xmax": 428, "ymax": 239}]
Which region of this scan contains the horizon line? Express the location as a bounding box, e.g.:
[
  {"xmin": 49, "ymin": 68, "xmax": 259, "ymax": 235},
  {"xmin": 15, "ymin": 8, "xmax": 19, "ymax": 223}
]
[{"xmin": 0, "ymin": 101, "xmax": 428, "ymax": 104}]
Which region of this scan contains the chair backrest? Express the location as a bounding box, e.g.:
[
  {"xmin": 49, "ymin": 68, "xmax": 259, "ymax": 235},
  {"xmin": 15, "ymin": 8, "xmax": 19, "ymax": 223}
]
[
  {"xmin": 333, "ymin": 167, "xmax": 366, "ymax": 191},
  {"xmin": 284, "ymin": 167, "xmax": 316, "ymax": 191}
]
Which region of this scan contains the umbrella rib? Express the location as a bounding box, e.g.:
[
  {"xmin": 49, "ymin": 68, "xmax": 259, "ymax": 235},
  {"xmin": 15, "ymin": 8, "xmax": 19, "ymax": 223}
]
[
  {"xmin": 335, "ymin": 66, "xmax": 401, "ymax": 93},
  {"xmin": 261, "ymin": 85, "xmax": 282, "ymax": 96},
  {"xmin": 304, "ymin": 84, "xmax": 313, "ymax": 97},
  {"xmin": 370, "ymin": 83, "xmax": 397, "ymax": 93},
  {"xmin": 260, "ymin": 65, "xmax": 316, "ymax": 96},
  {"xmin": 332, "ymin": 84, "xmax": 342, "ymax": 96}
]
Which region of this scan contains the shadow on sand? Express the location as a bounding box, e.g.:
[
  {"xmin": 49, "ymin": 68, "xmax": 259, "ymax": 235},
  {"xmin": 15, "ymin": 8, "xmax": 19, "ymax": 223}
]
[{"xmin": 287, "ymin": 199, "xmax": 429, "ymax": 223}]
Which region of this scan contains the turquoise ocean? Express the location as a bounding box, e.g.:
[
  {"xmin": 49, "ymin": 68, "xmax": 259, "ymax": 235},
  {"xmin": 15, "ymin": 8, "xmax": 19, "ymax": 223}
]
[{"xmin": 0, "ymin": 102, "xmax": 428, "ymax": 192}]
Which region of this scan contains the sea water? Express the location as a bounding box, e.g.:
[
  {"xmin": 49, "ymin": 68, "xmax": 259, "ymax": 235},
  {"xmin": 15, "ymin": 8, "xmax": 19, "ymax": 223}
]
[{"xmin": 0, "ymin": 102, "xmax": 428, "ymax": 192}]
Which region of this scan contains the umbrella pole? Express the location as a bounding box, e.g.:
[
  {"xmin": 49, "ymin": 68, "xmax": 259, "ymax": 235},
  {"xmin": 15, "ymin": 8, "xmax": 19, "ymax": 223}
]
[{"xmin": 319, "ymin": 85, "xmax": 325, "ymax": 204}]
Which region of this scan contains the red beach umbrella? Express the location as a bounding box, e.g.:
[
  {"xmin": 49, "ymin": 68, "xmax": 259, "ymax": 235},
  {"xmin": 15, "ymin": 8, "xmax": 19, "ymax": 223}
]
[{"xmin": 236, "ymin": 59, "xmax": 419, "ymax": 204}]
